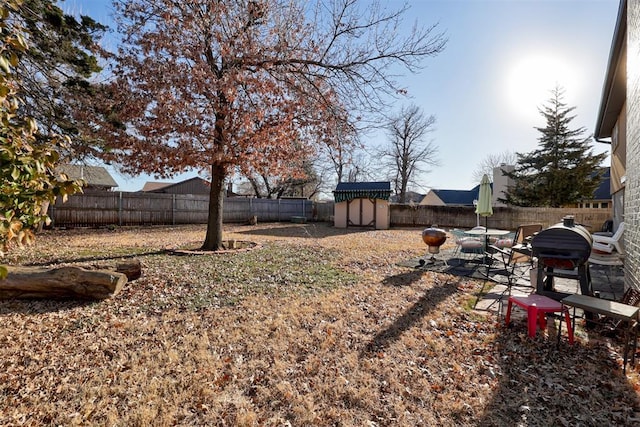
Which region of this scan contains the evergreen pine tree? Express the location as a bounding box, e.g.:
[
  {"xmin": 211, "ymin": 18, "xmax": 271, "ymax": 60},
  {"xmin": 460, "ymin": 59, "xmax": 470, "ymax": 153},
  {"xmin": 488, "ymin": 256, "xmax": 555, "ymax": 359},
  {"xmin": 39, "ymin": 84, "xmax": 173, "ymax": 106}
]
[
  {"xmin": 502, "ymin": 86, "xmax": 606, "ymax": 207},
  {"xmin": 10, "ymin": 0, "xmax": 108, "ymax": 159}
]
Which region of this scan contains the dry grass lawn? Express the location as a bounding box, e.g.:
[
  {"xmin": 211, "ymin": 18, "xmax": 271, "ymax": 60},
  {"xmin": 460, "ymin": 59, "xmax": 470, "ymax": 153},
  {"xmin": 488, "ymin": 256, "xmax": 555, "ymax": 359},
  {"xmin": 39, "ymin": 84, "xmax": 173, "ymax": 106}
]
[{"xmin": 1, "ymin": 223, "xmax": 639, "ymax": 426}]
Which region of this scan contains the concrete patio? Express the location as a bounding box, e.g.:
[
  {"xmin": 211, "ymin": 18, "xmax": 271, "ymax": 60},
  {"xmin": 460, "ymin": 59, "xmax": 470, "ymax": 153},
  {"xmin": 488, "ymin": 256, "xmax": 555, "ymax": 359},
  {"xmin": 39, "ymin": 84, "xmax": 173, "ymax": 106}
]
[
  {"xmin": 400, "ymin": 247, "xmax": 626, "ymax": 317},
  {"xmin": 474, "ymin": 262, "xmax": 625, "ymax": 317}
]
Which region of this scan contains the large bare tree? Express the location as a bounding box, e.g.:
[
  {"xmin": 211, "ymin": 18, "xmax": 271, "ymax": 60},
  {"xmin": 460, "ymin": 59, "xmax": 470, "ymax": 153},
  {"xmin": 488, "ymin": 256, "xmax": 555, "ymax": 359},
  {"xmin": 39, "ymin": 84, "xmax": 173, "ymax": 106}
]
[
  {"xmin": 471, "ymin": 150, "xmax": 517, "ymax": 184},
  {"xmin": 381, "ymin": 104, "xmax": 439, "ymax": 202},
  {"xmin": 97, "ymin": 0, "xmax": 446, "ymax": 250}
]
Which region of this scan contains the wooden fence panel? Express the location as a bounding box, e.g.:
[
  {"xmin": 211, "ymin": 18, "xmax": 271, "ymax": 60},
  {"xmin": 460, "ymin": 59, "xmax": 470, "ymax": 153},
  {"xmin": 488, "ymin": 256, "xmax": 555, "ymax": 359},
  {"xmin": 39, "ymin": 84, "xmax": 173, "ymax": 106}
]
[
  {"xmin": 252, "ymin": 199, "xmax": 280, "ymax": 222},
  {"xmin": 50, "ymin": 192, "xmax": 120, "ymax": 227},
  {"xmin": 48, "ymin": 193, "xmax": 611, "ymax": 232},
  {"xmin": 49, "ymin": 192, "xmax": 316, "ymax": 227},
  {"xmin": 314, "ymin": 202, "xmax": 334, "ymax": 221},
  {"xmin": 174, "ymin": 194, "xmax": 209, "ymax": 224},
  {"xmin": 119, "ymin": 193, "xmax": 173, "ymax": 225},
  {"xmin": 389, "ymin": 204, "xmax": 612, "ymax": 231},
  {"xmin": 224, "ymin": 198, "xmax": 253, "ymax": 223}
]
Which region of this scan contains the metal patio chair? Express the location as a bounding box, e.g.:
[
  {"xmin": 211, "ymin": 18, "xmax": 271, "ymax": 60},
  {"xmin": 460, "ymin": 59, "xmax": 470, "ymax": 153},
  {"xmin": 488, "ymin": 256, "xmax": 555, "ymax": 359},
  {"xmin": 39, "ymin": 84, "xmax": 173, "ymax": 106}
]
[{"xmin": 489, "ymin": 223, "xmax": 543, "ymax": 293}]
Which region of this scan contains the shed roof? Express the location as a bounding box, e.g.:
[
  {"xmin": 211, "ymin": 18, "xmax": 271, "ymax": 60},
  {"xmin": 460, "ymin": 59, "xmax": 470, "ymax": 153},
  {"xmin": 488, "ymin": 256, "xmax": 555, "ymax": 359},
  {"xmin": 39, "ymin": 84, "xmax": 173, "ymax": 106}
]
[{"xmin": 333, "ymin": 181, "xmax": 392, "ymax": 203}]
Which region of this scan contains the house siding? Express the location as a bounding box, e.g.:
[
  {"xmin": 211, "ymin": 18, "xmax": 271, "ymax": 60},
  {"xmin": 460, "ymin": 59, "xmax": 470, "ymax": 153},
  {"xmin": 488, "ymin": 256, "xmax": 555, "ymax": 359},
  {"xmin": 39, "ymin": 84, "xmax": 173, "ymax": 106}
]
[
  {"xmin": 420, "ymin": 191, "xmax": 445, "ymax": 206},
  {"xmin": 612, "ymin": 106, "xmax": 627, "ymax": 195},
  {"xmin": 626, "ymin": 0, "xmax": 640, "ymax": 291}
]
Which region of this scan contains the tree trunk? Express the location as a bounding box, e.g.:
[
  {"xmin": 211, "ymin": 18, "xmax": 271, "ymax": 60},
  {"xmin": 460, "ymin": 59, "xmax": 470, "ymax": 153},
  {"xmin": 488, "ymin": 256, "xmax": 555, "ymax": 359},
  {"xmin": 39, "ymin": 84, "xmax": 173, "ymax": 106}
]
[
  {"xmin": 0, "ymin": 266, "xmax": 127, "ymax": 299},
  {"xmin": 202, "ymin": 163, "xmax": 227, "ymax": 251}
]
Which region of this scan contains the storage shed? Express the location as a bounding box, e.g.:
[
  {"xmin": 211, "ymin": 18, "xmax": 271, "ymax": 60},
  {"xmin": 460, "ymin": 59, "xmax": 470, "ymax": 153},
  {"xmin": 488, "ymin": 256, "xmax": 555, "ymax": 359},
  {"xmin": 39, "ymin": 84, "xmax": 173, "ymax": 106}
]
[{"xmin": 333, "ymin": 182, "xmax": 392, "ymax": 229}]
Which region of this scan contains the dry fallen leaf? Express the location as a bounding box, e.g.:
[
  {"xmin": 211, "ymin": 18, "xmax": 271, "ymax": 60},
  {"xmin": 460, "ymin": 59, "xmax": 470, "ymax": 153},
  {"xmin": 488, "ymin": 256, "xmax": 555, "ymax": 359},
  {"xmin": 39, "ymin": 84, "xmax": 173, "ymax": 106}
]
[{"xmin": 0, "ymin": 224, "xmax": 638, "ymax": 426}]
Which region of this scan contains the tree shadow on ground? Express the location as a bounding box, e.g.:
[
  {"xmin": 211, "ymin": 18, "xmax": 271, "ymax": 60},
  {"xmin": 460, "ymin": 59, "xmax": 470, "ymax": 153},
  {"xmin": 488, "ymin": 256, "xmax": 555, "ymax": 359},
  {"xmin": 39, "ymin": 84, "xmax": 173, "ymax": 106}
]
[
  {"xmin": 0, "ymin": 298, "xmax": 95, "ymax": 315},
  {"xmin": 397, "ymin": 252, "xmax": 487, "ymax": 280},
  {"xmin": 23, "ymin": 250, "xmax": 166, "ymax": 267},
  {"xmin": 234, "ymin": 222, "xmax": 375, "ymax": 239},
  {"xmin": 477, "ymin": 320, "xmax": 640, "ymax": 425},
  {"xmin": 381, "ymin": 269, "xmax": 426, "ymax": 287},
  {"xmin": 361, "ymin": 275, "xmax": 458, "ymax": 357}
]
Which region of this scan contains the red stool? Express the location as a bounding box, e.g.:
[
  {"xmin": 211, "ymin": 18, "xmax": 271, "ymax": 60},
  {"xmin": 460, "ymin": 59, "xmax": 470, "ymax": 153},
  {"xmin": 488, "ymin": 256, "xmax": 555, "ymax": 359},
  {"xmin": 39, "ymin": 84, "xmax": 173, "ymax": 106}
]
[{"xmin": 505, "ymin": 294, "xmax": 574, "ymax": 344}]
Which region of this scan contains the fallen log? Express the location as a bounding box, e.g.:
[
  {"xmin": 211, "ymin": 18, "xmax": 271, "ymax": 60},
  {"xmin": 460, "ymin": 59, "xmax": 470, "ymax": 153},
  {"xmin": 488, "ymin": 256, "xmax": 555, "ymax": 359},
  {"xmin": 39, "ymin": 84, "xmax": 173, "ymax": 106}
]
[
  {"xmin": 0, "ymin": 266, "xmax": 127, "ymax": 300},
  {"xmin": 81, "ymin": 259, "xmax": 142, "ymax": 281}
]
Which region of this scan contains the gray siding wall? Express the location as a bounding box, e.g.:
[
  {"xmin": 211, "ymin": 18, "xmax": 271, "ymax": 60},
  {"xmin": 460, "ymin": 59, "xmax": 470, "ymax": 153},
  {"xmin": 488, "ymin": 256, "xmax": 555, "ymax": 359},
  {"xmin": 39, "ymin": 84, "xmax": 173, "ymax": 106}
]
[{"xmin": 627, "ymin": 0, "xmax": 640, "ymax": 291}]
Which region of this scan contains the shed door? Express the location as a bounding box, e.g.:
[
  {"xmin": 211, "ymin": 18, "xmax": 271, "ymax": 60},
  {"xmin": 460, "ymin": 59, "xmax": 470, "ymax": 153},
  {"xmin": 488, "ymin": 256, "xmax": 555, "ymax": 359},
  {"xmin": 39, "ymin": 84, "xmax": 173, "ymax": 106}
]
[{"xmin": 347, "ymin": 198, "xmax": 376, "ymax": 227}]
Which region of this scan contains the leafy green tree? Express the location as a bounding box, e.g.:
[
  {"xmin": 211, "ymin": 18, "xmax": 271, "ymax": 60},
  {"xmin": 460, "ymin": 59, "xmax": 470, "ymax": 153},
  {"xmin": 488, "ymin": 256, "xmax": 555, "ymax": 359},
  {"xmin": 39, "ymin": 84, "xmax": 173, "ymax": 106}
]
[
  {"xmin": 501, "ymin": 86, "xmax": 606, "ymax": 207},
  {"xmin": 1, "ymin": 0, "xmax": 82, "ymax": 267},
  {"xmin": 7, "ymin": 0, "xmax": 108, "ymax": 158}
]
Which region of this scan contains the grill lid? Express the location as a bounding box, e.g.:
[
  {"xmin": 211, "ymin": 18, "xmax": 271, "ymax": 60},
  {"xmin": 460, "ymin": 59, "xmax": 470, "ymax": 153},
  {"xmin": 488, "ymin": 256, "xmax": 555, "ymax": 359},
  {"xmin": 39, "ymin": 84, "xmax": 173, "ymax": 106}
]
[{"xmin": 531, "ymin": 216, "xmax": 592, "ymax": 268}]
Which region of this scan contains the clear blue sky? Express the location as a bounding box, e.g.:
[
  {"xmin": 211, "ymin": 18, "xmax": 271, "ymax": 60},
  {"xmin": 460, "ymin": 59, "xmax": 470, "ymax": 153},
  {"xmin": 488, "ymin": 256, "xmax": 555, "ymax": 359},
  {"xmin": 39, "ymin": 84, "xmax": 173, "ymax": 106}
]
[{"xmin": 64, "ymin": 0, "xmax": 620, "ymax": 193}]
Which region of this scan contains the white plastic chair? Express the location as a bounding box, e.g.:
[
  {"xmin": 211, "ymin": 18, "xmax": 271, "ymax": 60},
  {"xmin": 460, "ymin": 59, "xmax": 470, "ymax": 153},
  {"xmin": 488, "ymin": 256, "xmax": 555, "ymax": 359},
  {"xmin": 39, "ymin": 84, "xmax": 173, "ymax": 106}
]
[
  {"xmin": 589, "ymin": 222, "xmax": 624, "ymax": 294},
  {"xmin": 591, "ymin": 222, "xmax": 625, "ymax": 255}
]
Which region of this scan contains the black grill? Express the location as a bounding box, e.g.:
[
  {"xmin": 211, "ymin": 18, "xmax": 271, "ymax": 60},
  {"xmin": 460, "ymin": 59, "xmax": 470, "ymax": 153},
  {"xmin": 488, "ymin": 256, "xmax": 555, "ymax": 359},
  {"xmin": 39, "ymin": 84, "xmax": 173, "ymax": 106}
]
[
  {"xmin": 531, "ymin": 216, "xmax": 594, "ymax": 300},
  {"xmin": 532, "ymin": 217, "xmax": 592, "ymax": 270}
]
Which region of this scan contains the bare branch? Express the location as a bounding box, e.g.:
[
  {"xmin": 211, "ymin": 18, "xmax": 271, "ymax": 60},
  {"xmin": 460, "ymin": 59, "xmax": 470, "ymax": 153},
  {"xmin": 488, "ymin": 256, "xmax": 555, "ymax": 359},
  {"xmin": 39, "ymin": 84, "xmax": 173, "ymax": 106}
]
[{"xmin": 379, "ymin": 104, "xmax": 440, "ymax": 202}]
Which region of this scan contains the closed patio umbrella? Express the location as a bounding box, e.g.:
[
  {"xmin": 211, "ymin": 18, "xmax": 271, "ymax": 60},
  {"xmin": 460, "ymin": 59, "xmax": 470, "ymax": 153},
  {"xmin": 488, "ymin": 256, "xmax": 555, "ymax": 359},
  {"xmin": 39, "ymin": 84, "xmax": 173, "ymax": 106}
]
[
  {"xmin": 475, "ymin": 174, "xmax": 493, "ymax": 220},
  {"xmin": 475, "ymin": 174, "xmax": 493, "ymax": 264}
]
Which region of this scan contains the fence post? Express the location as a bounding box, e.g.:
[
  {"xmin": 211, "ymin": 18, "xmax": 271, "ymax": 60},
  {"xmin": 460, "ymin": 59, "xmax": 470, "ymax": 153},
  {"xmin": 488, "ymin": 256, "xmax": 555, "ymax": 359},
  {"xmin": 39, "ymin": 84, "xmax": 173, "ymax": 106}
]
[
  {"xmin": 118, "ymin": 191, "xmax": 123, "ymax": 226},
  {"xmin": 49, "ymin": 200, "xmax": 55, "ymax": 226},
  {"xmin": 172, "ymin": 194, "xmax": 176, "ymax": 226}
]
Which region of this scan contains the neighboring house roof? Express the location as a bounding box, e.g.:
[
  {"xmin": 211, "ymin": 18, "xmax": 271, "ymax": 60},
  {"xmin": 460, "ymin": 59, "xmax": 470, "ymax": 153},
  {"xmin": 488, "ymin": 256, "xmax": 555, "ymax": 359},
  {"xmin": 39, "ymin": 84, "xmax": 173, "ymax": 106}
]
[
  {"xmin": 142, "ymin": 177, "xmax": 211, "ymax": 195},
  {"xmin": 426, "ymin": 183, "xmax": 490, "ymax": 207},
  {"xmin": 592, "ymin": 168, "xmax": 612, "ymax": 201},
  {"xmin": 57, "ymin": 164, "xmax": 118, "ymax": 189},
  {"xmin": 142, "ymin": 181, "xmax": 172, "ymax": 192},
  {"xmin": 595, "ymin": 0, "xmax": 627, "ymax": 140},
  {"xmin": 425, "ymin": 167, "xmax": 610, "ymax": 207},
  {"xmin": 333, "ymin": 181, "xmax": 392, "ymax": 203}
]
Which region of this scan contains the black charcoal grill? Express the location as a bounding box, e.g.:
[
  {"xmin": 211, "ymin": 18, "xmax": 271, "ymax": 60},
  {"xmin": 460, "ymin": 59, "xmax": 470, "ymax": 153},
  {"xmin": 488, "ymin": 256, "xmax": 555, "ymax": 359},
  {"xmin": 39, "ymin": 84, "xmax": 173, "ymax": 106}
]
[{"xmin": 531, "ymin": 216, "xmax": 594, "ymax": 299}]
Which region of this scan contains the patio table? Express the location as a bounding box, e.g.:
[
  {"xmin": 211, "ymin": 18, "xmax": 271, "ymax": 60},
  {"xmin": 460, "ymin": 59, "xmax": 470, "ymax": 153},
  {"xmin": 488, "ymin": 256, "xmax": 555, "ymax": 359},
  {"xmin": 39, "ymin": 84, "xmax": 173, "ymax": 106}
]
[
  {"xmin": 464, "ymin": 228, "xmax": 511, "ymax": 238},
  {"xmin": 465, "ymin": 228, "xmax": 511, "ymax": 277}
]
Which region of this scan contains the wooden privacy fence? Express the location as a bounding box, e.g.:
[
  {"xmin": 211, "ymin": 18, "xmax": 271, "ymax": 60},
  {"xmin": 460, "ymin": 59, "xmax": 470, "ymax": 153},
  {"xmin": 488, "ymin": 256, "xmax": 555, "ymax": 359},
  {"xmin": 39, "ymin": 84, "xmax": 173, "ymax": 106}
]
[
  {"xmin": 389, "ymin": 204, "xmax": 613, "ymax": 232},
  {"xmin": 48, "ymin": 192, "xmax": 612, "ymax": 232},
  {"xmin": 49, "ymin": 192, "xmax": 313, "ymax": 227}
]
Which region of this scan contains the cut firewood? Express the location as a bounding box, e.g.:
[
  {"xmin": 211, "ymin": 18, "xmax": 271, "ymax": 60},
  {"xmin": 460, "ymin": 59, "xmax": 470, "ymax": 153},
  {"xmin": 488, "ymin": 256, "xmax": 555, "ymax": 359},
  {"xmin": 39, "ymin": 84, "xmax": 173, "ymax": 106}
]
[{"xmin": 0, "ymin": 266, "xmax": 127, "ymax": 300}]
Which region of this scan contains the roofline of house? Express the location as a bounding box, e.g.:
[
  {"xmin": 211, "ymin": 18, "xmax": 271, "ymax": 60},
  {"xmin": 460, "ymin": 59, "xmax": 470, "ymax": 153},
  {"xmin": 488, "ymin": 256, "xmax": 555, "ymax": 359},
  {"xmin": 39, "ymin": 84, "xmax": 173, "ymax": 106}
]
[
  {"xmin": 595, "ymin": 0, "xmax": 627, "ymax": 142},
  {"xmin": 148, "ymin": 176, "xmax": 210, "ymax": 192}
]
